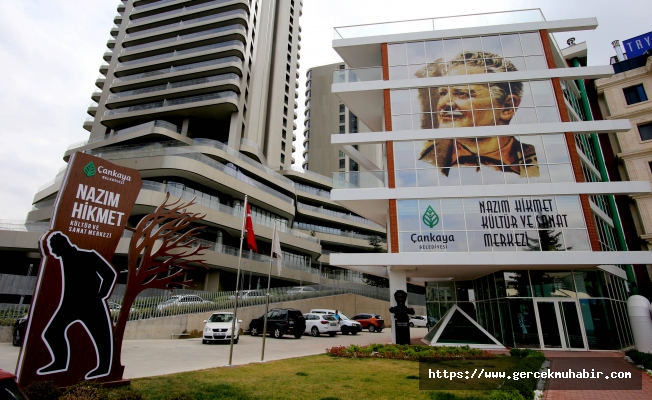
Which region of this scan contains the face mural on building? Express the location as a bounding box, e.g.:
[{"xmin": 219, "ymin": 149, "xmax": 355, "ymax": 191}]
[{"xmin": 413, "ymin": 53, "xmax": 539, "ymax": 179}]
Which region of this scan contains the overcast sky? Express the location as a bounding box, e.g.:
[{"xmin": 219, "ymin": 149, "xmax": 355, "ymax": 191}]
[{"xmin": 0, "ymin": 0, "xmax": 649, "ymax": 220}]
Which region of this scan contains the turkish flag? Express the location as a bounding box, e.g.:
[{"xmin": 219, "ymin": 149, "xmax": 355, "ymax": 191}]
[{"xmin": 245, "ymin": 202, "xmax": 258, "ymax": 252}]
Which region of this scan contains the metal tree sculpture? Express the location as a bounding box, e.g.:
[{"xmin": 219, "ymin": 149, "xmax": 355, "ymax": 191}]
[{"xmin": 111, "ymin": 194, "xmax": 209, "ymax": 378}]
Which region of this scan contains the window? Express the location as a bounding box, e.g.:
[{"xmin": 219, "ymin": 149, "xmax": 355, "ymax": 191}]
[
  {"xmin": 306, "ymin": 70, "xmax": 312, "ymax": 79},
  {"xmin": 350, "ymin": 159, "xmax": 359, "ymax": 171},
  {"xmin": 339, "ymin": 125, "xmax": 345, "ymax": 134},
  {"xmin": 339, "ymin": 150, "xmax": 345, "ymax": 157},
  {"xmin": 281, "ymin": 154, "xmax": 286, "ymax": 163},
  {"xmin": 284, "ymin": 106, "xmax": 288, "ymax": 116},
  {"xmin": 285, "ymin": 84, "xmax": 289, "ymax": 94},
  {"xmin": 282, "ymin": 129, "xmax": 287, "ymax": 139},
  {"xmin": 339, "ymin": 64, "xmax": 345, "ymax": 69},
  {"xmin": 282, "ymin": 142, "xmax": 286, "ymax": 151},
  {"xmin": 624, "ymin": 84, "xmax": 648, "ymax": 105},
  {"xmin": 286, "ymin": 74, "xmax": 290, "ymax": 83},
  {"xmin": 339, "ymin": 159, "xmax": 345, "ymax": 169},
  {"xmin": 339, "ymin": 104, "xmax": 345, "ymax": 113},
  {"xmin": 284, "ymin": 95, "xmax": 288, "ymax": 105},
  {"xmin": 283, "ymin": 118, "xmax": 287, "ymax": 127},
  {"xmin": 349, "ymin": 111, "xmax": 358, "ymax": 133},
  {"xmin": 649, "ymin": 162, "xmax": 652, "ymax": 173},
  {"xmin": 339, "ymin": 115, "xmax": 345, "ymax": 123},
  {"xmin": 305, "ymin": 90, "xmax": 310, "ymax": 97},
  {"xmin": 639, "ymin": 122, "xmax": 652, "ymax": 141},
  {"xmin": 304, "ymin": 130, "xmax": 309, "ymax": 139}
]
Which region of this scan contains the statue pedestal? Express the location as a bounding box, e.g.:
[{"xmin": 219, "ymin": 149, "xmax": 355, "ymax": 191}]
[{"xmin": 394, "ymin": 319, "xmax": 411, "ymax": 345}]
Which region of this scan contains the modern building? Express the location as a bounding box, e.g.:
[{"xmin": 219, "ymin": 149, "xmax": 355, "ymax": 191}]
[
  {"xmin": 593, "ymin": 45, "xmax": 652, "ymax": 297},
  {"xmin": 328, "ymin": 10, "xmax": 652, "ymax": 350},
  {"xmin": 302, "ymin": 63, "xmax": 383, "ymax": 180},
  {"xmin": 0, "ymin": 0, "xmax": 390, "ymax": 300}
]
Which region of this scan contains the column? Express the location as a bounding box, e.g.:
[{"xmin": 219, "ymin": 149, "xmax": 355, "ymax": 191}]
[{"xmin": 388, "ymin": 267, "xmax": 407, "ymax": 344}]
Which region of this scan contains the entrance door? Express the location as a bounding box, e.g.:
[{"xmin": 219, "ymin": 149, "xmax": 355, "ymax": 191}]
[{"xmin": 534, "ymin": 299, "xmax": 587, "ymax": 350}]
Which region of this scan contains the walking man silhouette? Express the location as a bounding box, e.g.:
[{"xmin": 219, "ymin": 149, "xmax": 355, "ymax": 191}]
[{"xmin": 37, "ymin": 232, "xmax": 117, "ymax": 379}]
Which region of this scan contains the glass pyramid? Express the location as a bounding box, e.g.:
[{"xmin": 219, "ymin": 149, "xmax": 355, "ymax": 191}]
[{"xmin": 421, "ymin": 305, "xmax": 505, "ymax": 349}]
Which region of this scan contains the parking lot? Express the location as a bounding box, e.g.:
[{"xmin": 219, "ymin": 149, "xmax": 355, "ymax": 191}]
[{"xmin": 0, "ymin": 328, "xmax": 426, "ymax": 379}]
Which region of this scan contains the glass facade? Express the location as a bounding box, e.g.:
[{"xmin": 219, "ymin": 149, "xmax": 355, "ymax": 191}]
[
  {"xmin": 397, "ymin": 196, "xmax": 591, "ymax": 252},
  {"xmin": 387, "ymin": 32, "xmax": 547, "ymax": 80},
  {"xmin": 393, "ymin": 134, "xmax": 574, "ymax": 187},
  {"xmin": 425, "ymin": 270, "xmax": 634, "ymax": 350}
]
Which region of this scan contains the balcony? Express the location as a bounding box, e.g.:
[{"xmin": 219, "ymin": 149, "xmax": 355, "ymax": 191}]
[
  {"xmin": 332, "ymin": 9, "xmax": 545, "ymax": 40},
  {"xmin": 103, "ymin": 51, "xmax": 113, "ymax": 61},
  {"xmin": 87, "ymin": 102, "xmax": 98, "ymax": 117},
  {"xmin": 130, "ymin": 0, "xmax": 242, "ymax": 26},
  {"xmin": 107, "ymin": 38, "xmax": 116, "ymax": 49},
  {"xmin": 133, "ymin": 0, "xmax": 179, "ymax": 12},
  {"xmin": 114, "ymin": 14, "xmax": 123, "ymax": 25},
  {"xmin": 91, "ymin": 90, "xmax": 102, "ymax": 102},
  {"xmin": 110, "ymin": 25, "xmax": 120, "ymax": 36},
  {"xmin": 99, "ymin": 62, "xmax": 109, "ymax": 74},
  {"xmin": 95, "ymin": 75, "xmax": 106, "ymax": 89},
  {"xmin": 116, "ymin": 41, "xmax": 244, "ymax": 69},
  {"xmin": 332, "ymin": 67, "xmax": 382, "ymax": 84},
  {"xmin": 102, "ymin": 91, "xmax": 238, "ymax": 128},
  {"xmin": 83, "ymin": 117, "xmax": 93, "ymax": 132},
  {"xmin": 297, "ymin": 202, "xmax": 383, "ymax": 229},
  {"xmin": 113, "ymin": 56, "xmax": 242, "ymax": 85},
  {"xmin": 293, "ymin": 222, "xmax": 385, "ymax": 244},
  {"xmin": 333, "ymin": 171, "xmax": 387, "ymax": 189},
  {"xmin": 125, "ymin": 9, "xmax": 248, "ymax": 40},
  {"xmin": 67, "ymin": 120, "xmax": 181, "ymax": 154},
  {"xmin": 121, "ymin": 24, "xmax": 245, "ymax": 55}
]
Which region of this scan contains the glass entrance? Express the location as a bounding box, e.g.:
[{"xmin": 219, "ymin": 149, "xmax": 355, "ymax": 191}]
[{"xmin": 534, "ymin": 299, "xmax": 587, "ymax": 350}]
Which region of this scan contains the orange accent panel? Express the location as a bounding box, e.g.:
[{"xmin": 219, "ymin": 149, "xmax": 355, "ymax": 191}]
[
  {"xmin": 389, "ymin": 199, "xmax": 399, "ymax": 253},
  {"xmin": 381, "ymin": 43, "xmax": 389, "ymax": 81},
  {"xmin": 386, "ymin": 141, "xmax": 395, "ymax": 189},
  {"xmin": 581, "ymin": 194, "xmax": 603, "ymax": 251}
]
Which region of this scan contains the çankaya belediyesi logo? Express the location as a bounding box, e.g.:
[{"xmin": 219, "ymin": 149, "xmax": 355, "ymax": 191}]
[
  {"xmin": 422, "ymin": 205, "xmax": 439, "ymax": 228},
  {"xmin": 83, "ymin": 162, "xmax": 97, "ymax": 177}
]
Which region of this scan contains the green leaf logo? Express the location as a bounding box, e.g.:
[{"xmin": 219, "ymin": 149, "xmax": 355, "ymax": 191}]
[
  {"xmin": 83, "ymin": 162, "xmax": 96, "ymax": 177},
  {"xmin": 422, "ymin": 205, "xmax": 439, "ymax": 229}
]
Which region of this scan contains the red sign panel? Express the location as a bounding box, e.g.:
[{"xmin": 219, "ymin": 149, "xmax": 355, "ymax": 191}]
[{"xmin": 16, "ymin": 152, "xmax": 141, "ymax": 386}]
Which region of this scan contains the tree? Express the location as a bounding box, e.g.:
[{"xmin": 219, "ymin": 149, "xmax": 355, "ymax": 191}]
[
  {"xmin": 526, "ymin": 213, "xmax": 573, "ymax": 252},
  {"xmin": 368, "ymin": 235, "xmax": 385, "ymax": 253},
  {"xmin": 362, "ymin": 274, "xmax": 389, "ymax": 288},
  {"xmin": 111, "ymin": 195, "xmax": 209, "ymax": 378}
]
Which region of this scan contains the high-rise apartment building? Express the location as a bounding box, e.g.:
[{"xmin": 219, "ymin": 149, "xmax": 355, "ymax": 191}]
[
  {"xmin": 0, "ymin": 0, "xmax": 388, "ymax": 296},
  {"xmin": 328, "ymin": 10, "xmax": 652, "ymax": 348},
  {"xmin": 302, "ymin": 63, "xmax": 383, "ymax": 179}
]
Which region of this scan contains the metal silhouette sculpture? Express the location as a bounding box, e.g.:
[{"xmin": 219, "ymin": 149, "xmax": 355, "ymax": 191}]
[
  {"xmin": 109, "ymin": 194, "xmax": 209, "ymax": 378},
  {"xmin": 389, "ymin": 290, "xmax": 415, "ymax": 345},
  {"xmin": 38, "ymin": 232, "xmax": 116, "ymax": 379}
]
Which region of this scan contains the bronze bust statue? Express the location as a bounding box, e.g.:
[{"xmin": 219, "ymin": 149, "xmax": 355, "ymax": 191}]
[{"xmin": 389, "ymin": 290, "xmax": 415, "ymax": 323}]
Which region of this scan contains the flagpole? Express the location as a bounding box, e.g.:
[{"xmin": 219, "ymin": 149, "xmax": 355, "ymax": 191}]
[
  {"xmin": 260, "ymin": 221, "xmax": 276, "ymax": 362},
  {"xmin": 227, "ymin": 195, "xmax": 248, "ymax": 366}
]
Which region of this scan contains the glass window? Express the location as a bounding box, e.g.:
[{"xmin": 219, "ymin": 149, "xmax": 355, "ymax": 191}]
[
  {"xmin": 638, "ymin": 122, "xmax": 652, "ymax": 141},
  {"xmin": 481, "ymin": 36, "xmax": 503, "ymax": 57},
  {"xmin": 406, "ymin": 41, "xmax": 426, "ymax": 64},
  {"xmin": 501, "ymin": 34, "xmax": 523, "ymax": 57},
  {"xmin": 387, "ymin": 43, "xmax": 407, "ymax": 65},
  {"xmin": 390, "ymin": 89, "xmax": 411, "ymax": 114},
  {"xmin": 425, "ymin": 40, "xmax": 445, "ymax": 62},
  {"xmin": 443, "ymin": 39, "xmax": 463, "ymax": 61},
  {"xmin": 394, "ymin": 141, "xmax": 416, "ymax": 169},
  {"xmin": 389, "ymin": 65, "xmax": 409, "ymax": 80},
  {"xmin": 623, "ymin": 84, "xmax": 647, "ymax": 105},
  {"xmin": 530, "ymin": 271, "xmax": 577, "ymax": 297},
  {"xmin": 519, "ymin": 33, "xmax": 544, "ymax": 55},
  {"xmin": 580, "ymin": 299, "xmax": 621, "ymax": 350},
  {"xmin": 507, "ymin": 299, "xmax": 540, "ymax": 348},
  {"xmin": 339, "ymin": 125, "xmax": 345, "ymax": 134}
]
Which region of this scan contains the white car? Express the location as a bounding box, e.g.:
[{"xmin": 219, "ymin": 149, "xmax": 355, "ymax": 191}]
[
  {"xmin": 409, "ymin": 315, "xmax": 430, "ymax": 328},
  {"xmin": 309, "ymin": 309, "xmax": 362, "ymax": 335},
  {"xmin": 227, "ymin": 290, "xmax": 267, "ymax": 301},
  {"xmin": 304, "ymin": 313, "xmax": 339, "ymax": 337},
  {"xmin": 286, "ymin": 286, "xmax": 316, "ymax": 295},
  {"xmin": 156, "ymin": 295, "xmax": 212, "ymax": 310},
  {"xmin": 202, "ymin": 312, "xmax": 241, "ymax": 344}
]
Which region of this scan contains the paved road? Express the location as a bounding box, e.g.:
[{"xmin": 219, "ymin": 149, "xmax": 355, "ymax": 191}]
[{"xmin": 0, "ymin": 328, "xmax": 427, "ymax": 379}]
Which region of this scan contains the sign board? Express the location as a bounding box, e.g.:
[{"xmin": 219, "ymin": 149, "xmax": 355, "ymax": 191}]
[
  {"xmin": 623, "ymin": 31, "xmax": 652, "ymax": 59},
  {"xmin": 16, "ymin": 152, "xmax": 141, "ymax": 386}
]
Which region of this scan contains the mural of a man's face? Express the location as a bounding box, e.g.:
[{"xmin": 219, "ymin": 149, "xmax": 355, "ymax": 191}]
[{"xmin": 437, "ymin": 64, "xmax": 521, "ymax": 129}]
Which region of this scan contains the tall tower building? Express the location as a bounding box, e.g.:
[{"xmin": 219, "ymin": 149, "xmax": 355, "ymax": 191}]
[
  {"xmin": 302, "ymin": 63, "xmax": 383, "ymax": 179},
  {"xmin": 328, "ymin": 10, "xmax": 652, "ymax": 348},
  {"xmin": 1, "ymin": 0, "xmax": 388, "ymax": 295},
  {"xmin": 87, "ymin": 0, "xmax": 300, "ymax": 168}
]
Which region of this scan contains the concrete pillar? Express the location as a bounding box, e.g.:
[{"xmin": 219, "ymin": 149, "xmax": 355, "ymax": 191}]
[
  {"xmin": 181, "ymin": 118, "xmax": 190, "ymax": 136},
  {"xmin": 388, "ymin": 267, "xmax": 407, "ymax": 344}
]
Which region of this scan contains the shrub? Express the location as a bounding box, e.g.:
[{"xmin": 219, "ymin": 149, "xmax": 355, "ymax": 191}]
[
  {"xmin": 61, "ymin": 381, "xmax": 107, "ymax": 400},
  {"xmin": 167, "ymin": 394, "xmax": 194, "ymax": 400},
  {"xmin": 487, "ymin": 390, "xmax": 526, "ymax": 400},
  {"xmin": 501, "ymin": 352, "xmax": 545, "ymax": 400},
  {"xmin": 626, "ymin": 349, "xmax": 652, "ymax": 369},
  {"xmin": 114, "ymin": 391, "xmax": 143, "ymax": 400},
  {"xmin": 24, "ymin": 381, "xmax": 61, "ymax": 400},
  {"xmin": 509, "ymin": 348, "xmax": 537, "ymax": 358},
  {"xmin": 326, "ymin": 344, "xmax": 494, "ymax": 361}
]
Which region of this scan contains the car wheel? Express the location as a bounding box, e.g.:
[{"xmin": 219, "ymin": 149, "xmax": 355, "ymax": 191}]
[
  {"xmin": 426, "ymin": 324, "xmax": 431, "ymax": 330},
  {"xmin": 274, "ymin": 328, "xmax": 283, "ymax": 339},
  {"xmin": 234, "ymin": 338, "xmax": 239, "ymax": 344},
  {"xmin": 351, "ymin": 330, "xmax": 358, "ymax": 335},
  {"xmin": 202, "ymin": 339, "xmax": 208, "ymax": 344},
  {"xmin": 294, "ymin": 332, "xmax": 303, "ymax": 339},
  {"xmin": 250, "ymin": 327, "xmax": 259, "ymax": 336},
  {"xmin": 12, "ymin": 328, "xmax": 21, "ymax": 347},
  {"xmin": 409, "ymin": 322, "xmax": 414, "ymax": 327},
  {"xmin": 328, "ymin": 332, "xmax": 336, "ymax": 337},
  {"xmin": 377, "ymin": 328, "xmax": 383, "ymax": 333},
  {"xmin": 368, "ymin": 325, "xmax": 375, "ymax": 333},
  {"xmin": 311, "ymin": 326, "xmax": 320, "ymax": 337},
  {"xmin": 341, "ymin": 327, "xmax": 349, "ymax": 335}
]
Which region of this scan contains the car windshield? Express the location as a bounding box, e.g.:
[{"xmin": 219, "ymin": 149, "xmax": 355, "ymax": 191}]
[
  {"xmin": 323, "ymin": 315, "xmax": 337, "ymax": 321},
  {"xmin": 337, "ymin": 313, "xmax": 350, "ymax": 320},
  {"xmin": 289, "ymin": 287, "xmax": 303, "ymax": 291},
  {"xmin": 159, "ymin": 298, "xmax": 177, "ymax": 305},
  {"xmin": 209, "ymin": 314, "xmax": 233, "ymax": 323}
]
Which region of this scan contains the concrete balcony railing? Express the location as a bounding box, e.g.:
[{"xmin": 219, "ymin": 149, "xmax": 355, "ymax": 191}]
[
  {"xmin": 103, "ymin": 91, "xmax": 237, "ymax": 116},
  {"xmin": 114, "ymin": 56, "xmax": 242, "ymax": 83},
  {"xmin": 117, "ymin": 40, "xmax": 244, "ymax": 68},
  {"xmin": 133, "ymin": 0, "xmax": 179, "ymax": 12},
  {"xmin": 297, "ymin": 202, "xmax": 383, "ymax": 228},
  {"xmin": 332, "ymin": 9, "xmax": 545, "ymax": 39},
  {"xmin": 122, "ymin": 24, "xmax": 245, "ymax": 54},
  {"xmin": 130, "ymin": 0, "xmax": 237, "ymax": 25},
  {"xmin": 295, "ymin": 183, "xmax": 330, "ymax": 199},
  {"xmin": 67, "ymin": 120, "xmax": 181, "ymax": 151},
  {"xmin": 125, "ymin": 9, "xmax": 248, "ymax": 40},
  {"xmin": 108, "ymin": 73, "xmax": 240, "ymax": 100},
  {"xmin": 333, "ymin": 171, "xmax": 387, "ymax": 189},
  {"xmin": 333, "ymin": 67, "xmax": 383, "ymax": 84},
  {"xmin": 293, "ymin": 222, "xmax": 386, "ymax": 243}
]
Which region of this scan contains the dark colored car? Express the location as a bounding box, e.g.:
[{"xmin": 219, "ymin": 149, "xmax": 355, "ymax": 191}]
[
  {"xmin": 12, "ymin": 316, "xmax": 27, "ymax": 347},
  {"xmin": 249, "ymin": 308, "xmax": 306, "ymax": 339},
  {"xmin": 0, "ymin": 369, "xmax": 29, "ymax": 400},
  {"xmin": 352, "ymin": 313, "xmax": 385, "ymax": 333}
]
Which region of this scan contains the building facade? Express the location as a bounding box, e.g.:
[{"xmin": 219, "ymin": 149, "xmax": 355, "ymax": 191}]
[
  {"xmin": 302, "ymin": 63, "xmax": 383, "ymax": 180},
  {"xmin": 594, "ymin": 51, "xmax": 652, "ymax": 296},
  {"xmin": 329, "ymin": 10, "xmax": 652, "ymax": 350},
  {"xmin": 0, "ymin": 0, "xmax": 389, "ymax": 301}
]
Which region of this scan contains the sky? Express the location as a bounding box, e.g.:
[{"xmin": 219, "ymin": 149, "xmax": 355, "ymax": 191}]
[{"xmin": 0, "ymin": 0, "xmax": 649, "ymax": 220}]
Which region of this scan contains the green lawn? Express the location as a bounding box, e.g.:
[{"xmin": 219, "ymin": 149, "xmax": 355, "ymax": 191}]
[{"xmin": 106, "ymin": 355, "xmax": 522, "ymax": 400}]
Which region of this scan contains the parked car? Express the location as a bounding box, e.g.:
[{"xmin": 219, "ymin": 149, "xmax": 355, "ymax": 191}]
[
  {"xmin": 351, "ymin": 313, "xmax": 385, "ymax": 333},
  {"xmin": 409, "ymin": 315, "xmax": 430, "ymax": 328},
  {"xmin": 249, "ymin": 308, "xmax": 305, "ymax": 339},
  {"xmin": 303, "ymin": 313, "xmax": 339, "ymax": 337},
  {"xmin": 309, "ymin": 309, "xmax": 362, "ymax": 335},
  {"xmin": 227, "ymin": 290, "xmax": 268, "ymax": 301},
  {"xmin": 12, "ymin": 315, "xmax": 27, "ymax": 347},
  {"xmin": 202, "ymin": 312, "xmax": 241, "ymax": 344},
  {"xmin": 286, "ymin": 286, "xmax": 316, "ymax": 295},
  {"xmin": 108, "ymin": 301, "xmax": 136, "ymax": 313},
  {"xmin": 156, "ymin": 295, "xmax": 212, "ymax": 310},
  {"xmin": 0, "ymin": 369, "xmax": 28, "ymax": 400}
]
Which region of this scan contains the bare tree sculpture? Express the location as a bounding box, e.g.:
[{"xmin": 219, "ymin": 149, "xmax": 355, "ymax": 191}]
[{"xmin": 111, "ymin": 194, "xmax": 209, "ymax": 377}]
